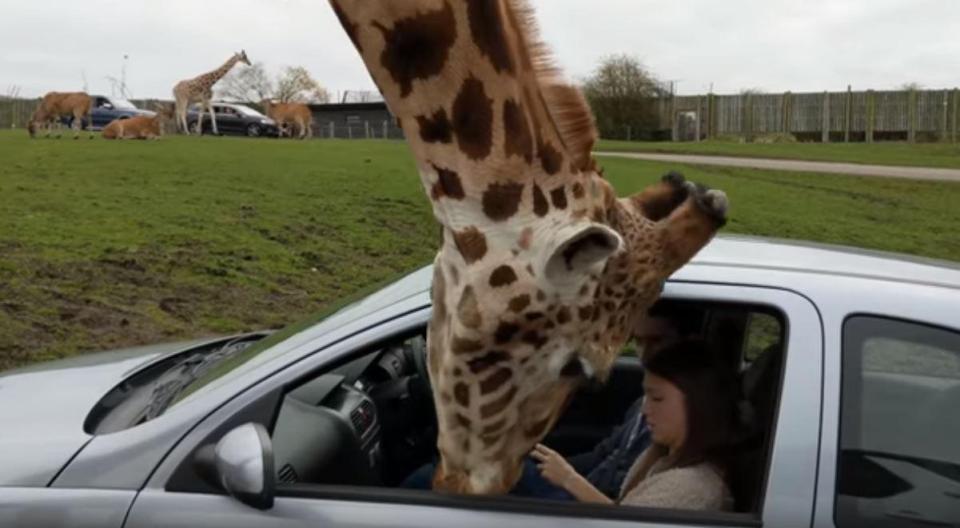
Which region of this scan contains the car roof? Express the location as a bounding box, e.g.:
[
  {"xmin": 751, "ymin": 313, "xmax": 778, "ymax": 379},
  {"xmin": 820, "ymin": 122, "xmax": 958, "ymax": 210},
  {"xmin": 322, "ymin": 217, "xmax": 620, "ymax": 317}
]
[{"xmin": 688, "ymin": 234, "xmax": 960, "ymax": 290}]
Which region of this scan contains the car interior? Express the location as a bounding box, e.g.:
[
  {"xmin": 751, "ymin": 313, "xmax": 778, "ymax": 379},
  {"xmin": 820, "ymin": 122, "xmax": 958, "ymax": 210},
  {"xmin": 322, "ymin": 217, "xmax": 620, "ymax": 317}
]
[{"xmin": 258, "ymin": 298, "xmax": 787, "ymax": 516}]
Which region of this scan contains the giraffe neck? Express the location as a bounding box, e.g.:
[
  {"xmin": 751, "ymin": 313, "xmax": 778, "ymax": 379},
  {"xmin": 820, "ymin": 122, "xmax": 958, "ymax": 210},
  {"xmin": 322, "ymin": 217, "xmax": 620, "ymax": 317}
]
[{"xmin": 196, "ymin": 55, "xmax": 239, "ymax": 87}]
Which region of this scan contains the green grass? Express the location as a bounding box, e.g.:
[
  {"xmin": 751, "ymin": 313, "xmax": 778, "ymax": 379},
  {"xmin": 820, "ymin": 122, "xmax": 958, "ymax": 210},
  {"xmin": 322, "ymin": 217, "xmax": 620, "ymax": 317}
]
[
  {"xmin": 2, "ymin": 130, "xmax": 959, "ymax": 370},
  {"xmin": 597, "ymin": 139, "xmax": 960, "ymax": 169}
]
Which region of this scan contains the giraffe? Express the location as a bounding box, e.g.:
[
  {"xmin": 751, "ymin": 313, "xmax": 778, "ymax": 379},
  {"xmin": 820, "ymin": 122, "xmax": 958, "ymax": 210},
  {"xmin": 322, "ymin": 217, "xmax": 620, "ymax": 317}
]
[
  {"xmin": 173, "ymin": 51, "xmax": 251, "ymax": 136},
  {"xmin": 329, "ymin": 0, "xmax": 729, "ymax": 495}
]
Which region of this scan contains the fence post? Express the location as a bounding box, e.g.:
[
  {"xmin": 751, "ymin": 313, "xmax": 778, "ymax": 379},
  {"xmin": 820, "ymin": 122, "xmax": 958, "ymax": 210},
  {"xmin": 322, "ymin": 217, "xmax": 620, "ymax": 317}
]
[
  {"xmin": 781, "ymin": 92, "xmax": 791, "ymax": 135},
  {"xmin": 821, "ymin": 91, "xmax": 830, "ymax": 143},
  {"xmin": 844, "ymin": 85, "xmax": 852, "ymax": 143},
  {"xmin": 706, "ymin": 93, "xmax": 714, "ymax": 140},
  {"xmin": 382, "ymin": 120, "xmax": 388, "ymax": 138},
  {"xmin": 329, "ymin": 121, "xmax": 335, "ymax": 138},
  {"xmin": 866, "ymin": 90, "xmax": 875, "ymax": 143},
  {"xmin": 695, "ymin": 96, "xmax": 702, "ymax": 142},
  {"xmin": 908, "ymin": 89, "xmax": 917, "ymax": 143},
  {"xmin": 951, "ymin": 88, "xmax": 960, "ymax": 143},
  {"xmin": 941, "ymin": 90, "xmax": 950, "ymax": 143}
]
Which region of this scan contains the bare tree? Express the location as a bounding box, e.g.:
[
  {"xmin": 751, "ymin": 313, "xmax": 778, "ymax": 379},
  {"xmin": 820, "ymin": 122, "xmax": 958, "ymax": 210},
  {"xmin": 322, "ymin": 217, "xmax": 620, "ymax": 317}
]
[
  {"xmin": 274, "ymin": 66, "xmax": 331, "ymax": 104},
  {"xmin": 582, "ymin": 54, "xmax": 667, "ymax": 140},
  {"xmin": 217, "ymin": 62, "xmax": 274, "ymax": 102}
]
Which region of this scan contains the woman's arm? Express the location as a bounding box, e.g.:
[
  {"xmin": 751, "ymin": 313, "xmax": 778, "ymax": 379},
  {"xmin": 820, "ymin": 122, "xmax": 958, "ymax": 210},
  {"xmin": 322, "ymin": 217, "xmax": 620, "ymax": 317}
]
[{"xmin": 530, "ymin": 444, "xmax": 613, "ymax": 504}]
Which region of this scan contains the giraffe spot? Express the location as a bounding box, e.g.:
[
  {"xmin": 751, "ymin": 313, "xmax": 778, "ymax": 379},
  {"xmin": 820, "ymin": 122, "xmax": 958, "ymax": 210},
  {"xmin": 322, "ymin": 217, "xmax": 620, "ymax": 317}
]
[
  {"xmin": 453, "ymin": 367, "xmax": 463, "ymax": 376},
  {"xmin": 479, "ymin": 367, "xmax": 512, "ymax": 394},
  {"xmin": 550, "ymin": 186, "xmax": 568, "ymax": 210},
  {"xmin": 448, "ymin": 264, "xmax": 461, "ymax": 286},
  {"xmin": 457, "ymin": 286, "xmax": 483, "ymax": 329},
  {"xmin": 538, "ymin": 141, "xmax": 563, "ymax": 175},
  {"xmin": 532, "ymin": 184, "xmax": 549, "ymax": 217},
  {"xmin": 431, "ymin": 165, "xmax": 465, "ymax": 200},
  {"xmin": 373, "ymin": 2, "xmax": 457, "ymax": 98},
  {"xmin": 522, "ymin": 331, "xmax": 548, "ymax": 349},
  {"xmin": 495, "ymin": 322, "xmax": 520, "ymax": 344},
  {"xmin": 536, "ymin": 290, "xmax": 546, "ymax": 302},
  {"xmin": 481, "ymin": 435, "xmax": 500, "ymax": 449},
  {"xmin": 418, "ymin": 109, "xmax": 453, "ymax": 144},
  {"xmin": 503, "ymin": 99, "xmax": 533, "ymax": 162},
  {"xmin": 482, "ymin": 418, "xmax": 507, "ymax": 436},
  {"xmin": 526, "ymin": 263, "xmax": 535, "ymax": 277},
  {"xmin": 572, "ymin": 182, "xmax": 586, "ymax": 199},
  {"xmin": 525, "ymin": 417, "xmax": 551, "ymax": 439},
  {"xmin": 489, "ymin": 265, "xmax": 518, "ymax": 287},
  {"xmin": 509, "ymin": 294, "xmax": 531, "ymax": 313},
  {"xmin": 466, "ymin": 0, "xmax": 514, "ymax": 74},
  {"xmin": 456, "ymin": 414, "xmax": 472, "ymax": 428},
  {"xmin": 518, "ymin": 228, "xmax": 533, "ymax": 251},
  {"xmin": 578, "ymin": 306, "xmax": 594, "ymax": 321},
  {"xmin": 330, "ymin": 2, "xmax": 363, "ymax": 52},
  {"xmin": 453, "ymin": 227, "xmax": 488, "ymax": 264},
  {"xmin": 452, "ymin": 336, "xmax": 484, "ymax": 354},
  {"xmin": 454, "ymin": 382, "xmax": 470, "ymax": 407},
  {"xmin": 453, "ymin": 77, "xmax": 494, "ymax": 160},
  {"xmin": 481, "ymin": 385, "xmax": 518, "ymax": 418},
  {"xmin": 467, "ymin": 350, "xmax": 509, "ymax": 374},
  {"xmin": 482, "ymin": 182, "xmax": 524, "ymax": 221},
  {"xmin": 525, "ymin": 311, "xmax": 544, "ymax": 321},
  {"xmin": 556, "ymin": 306, "xmax": 572, "ymax": 325},
  {"xmin": 592, "ymin": 207, "xmax": 605, "ymax": 223},
  {"xmin": 579, "ymin": 284, "xmax": 589, "ymax": 296}
]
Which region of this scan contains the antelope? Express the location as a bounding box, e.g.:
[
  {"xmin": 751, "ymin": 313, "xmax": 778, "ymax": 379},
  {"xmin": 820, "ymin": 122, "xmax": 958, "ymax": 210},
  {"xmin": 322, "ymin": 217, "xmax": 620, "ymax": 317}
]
[{"xmin": 27, "ymin": 92, "xmax": 93, "ymax": 139}]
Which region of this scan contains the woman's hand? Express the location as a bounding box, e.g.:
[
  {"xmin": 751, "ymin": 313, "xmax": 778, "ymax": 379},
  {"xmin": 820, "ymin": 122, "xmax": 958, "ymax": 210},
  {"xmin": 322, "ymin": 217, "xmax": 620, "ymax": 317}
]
[{"xmin": 530, "ymin": 443, "xmax": 579, "ymax": 489}]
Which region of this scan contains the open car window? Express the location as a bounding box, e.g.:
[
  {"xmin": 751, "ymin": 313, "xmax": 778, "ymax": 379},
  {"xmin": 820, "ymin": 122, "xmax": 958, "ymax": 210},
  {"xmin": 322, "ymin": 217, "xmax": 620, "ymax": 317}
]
[{"xmin": 262, "ymin": 298, "xmax": 786, "ymax": 521}]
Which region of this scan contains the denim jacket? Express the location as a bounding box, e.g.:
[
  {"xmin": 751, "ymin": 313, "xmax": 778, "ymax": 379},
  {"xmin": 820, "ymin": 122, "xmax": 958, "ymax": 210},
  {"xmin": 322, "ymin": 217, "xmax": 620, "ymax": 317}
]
[{"xmin": 568, "ymin": 399, "xmax": 651, "ymax": 499}]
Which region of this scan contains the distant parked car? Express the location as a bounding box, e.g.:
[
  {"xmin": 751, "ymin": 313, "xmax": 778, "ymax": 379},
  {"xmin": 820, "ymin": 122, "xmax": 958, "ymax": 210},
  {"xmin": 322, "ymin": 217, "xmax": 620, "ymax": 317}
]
[
  {"xmin": 186, "ymin": 102, "xmax": 280, "ymax": 137},
  {"xmin": 63, "ymin": 95, "xmax": 156, "ymax": 131}
]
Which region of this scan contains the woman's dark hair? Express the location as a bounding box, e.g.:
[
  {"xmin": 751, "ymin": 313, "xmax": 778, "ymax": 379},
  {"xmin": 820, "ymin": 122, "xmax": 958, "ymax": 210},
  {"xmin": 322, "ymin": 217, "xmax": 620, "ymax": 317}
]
[{"xmin": 642, "ymin": 337, "xmax": 741, "ymax": 471}]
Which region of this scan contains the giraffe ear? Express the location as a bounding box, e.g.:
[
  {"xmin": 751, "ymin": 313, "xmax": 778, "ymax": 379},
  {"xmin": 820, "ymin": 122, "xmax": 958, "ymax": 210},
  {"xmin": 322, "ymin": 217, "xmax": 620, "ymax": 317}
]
[{"xmin": 544, "ymin": 224, "xmax": 622, "ymax": 284}]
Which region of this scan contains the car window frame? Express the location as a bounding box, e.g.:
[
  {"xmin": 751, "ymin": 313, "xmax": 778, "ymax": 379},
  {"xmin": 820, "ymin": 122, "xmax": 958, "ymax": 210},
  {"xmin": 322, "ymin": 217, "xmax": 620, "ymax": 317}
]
[
  {"xmin": 144, "ymin": 281, "xmax": 821, "ymax": 527},
  {"xmin": 834, "ymin": 313, "xmax": 960, "ymax": 528}
]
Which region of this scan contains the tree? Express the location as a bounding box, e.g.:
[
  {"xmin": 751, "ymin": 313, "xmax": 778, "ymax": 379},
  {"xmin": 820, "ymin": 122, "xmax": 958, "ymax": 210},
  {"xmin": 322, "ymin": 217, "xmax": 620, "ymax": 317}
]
[
  {"xmin": 274, "ymin": 66, "xmax": 331, "ymax": 104},
  {"xmin": 217, "ymin": 62, "xmax": 274, "ymax": 102},
  {"xmin": 582, "ymin": 54, "xmax": 668, "ymax": 140}
]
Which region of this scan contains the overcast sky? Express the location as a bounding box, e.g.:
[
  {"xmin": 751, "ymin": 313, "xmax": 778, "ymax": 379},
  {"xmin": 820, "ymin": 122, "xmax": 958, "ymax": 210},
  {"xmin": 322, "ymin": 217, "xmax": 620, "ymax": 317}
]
[{"xmin": 2, "ymin": 0, "xmax": 959, "ymax": 100}]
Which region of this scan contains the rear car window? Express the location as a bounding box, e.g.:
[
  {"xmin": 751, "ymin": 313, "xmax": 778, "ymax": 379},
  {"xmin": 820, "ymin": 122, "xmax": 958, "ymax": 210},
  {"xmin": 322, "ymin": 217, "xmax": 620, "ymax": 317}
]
[{"xmin": 837, "ymin": 316, "xmax": 960, "ymax": 527}]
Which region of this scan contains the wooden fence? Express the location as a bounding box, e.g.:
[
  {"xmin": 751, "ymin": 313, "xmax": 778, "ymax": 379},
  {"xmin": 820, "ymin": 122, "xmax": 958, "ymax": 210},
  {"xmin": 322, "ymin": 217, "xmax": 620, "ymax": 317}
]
[{"xmin": 662, "ymin": 89, "xmax": 960, "ymax": 143}]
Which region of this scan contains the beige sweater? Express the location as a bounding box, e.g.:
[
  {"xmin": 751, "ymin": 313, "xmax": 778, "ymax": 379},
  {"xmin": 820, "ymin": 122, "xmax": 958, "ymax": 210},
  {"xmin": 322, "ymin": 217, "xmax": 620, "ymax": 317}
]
[{"xmin": 618, "ymin": 455, "xmax": 733, "ymax": 511}]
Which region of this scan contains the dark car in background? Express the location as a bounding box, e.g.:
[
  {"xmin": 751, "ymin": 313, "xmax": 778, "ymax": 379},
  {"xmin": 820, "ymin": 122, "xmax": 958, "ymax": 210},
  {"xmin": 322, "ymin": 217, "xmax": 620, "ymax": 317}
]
[
  {"xmin": 186, "ymin": 102, "xmax": 280, "ymax": 137},
  {"xmin": 65, "ymin": 95, "xmax": 156, "ymax": 130}
]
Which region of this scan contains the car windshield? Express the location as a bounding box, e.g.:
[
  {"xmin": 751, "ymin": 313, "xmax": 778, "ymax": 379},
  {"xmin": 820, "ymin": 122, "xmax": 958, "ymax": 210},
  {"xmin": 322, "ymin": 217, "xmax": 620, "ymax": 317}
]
[
  {"xmin": 111, "ymin": 98, "xmax": 138, "ymax": 110},
  {"xmin": 234, "ymin": 105, "xmax": 266, "ymax": 118},
  {"xmin": 168, "ymin": 267, "xmax": 421, "ymax": 408}
]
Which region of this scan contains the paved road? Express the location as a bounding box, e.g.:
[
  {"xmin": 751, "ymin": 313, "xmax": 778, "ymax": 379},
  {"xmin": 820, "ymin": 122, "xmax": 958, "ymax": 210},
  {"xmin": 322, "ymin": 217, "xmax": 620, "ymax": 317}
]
[{"xmin": 595, "ymin": 152, "xmax": 960, "ymax": 183}]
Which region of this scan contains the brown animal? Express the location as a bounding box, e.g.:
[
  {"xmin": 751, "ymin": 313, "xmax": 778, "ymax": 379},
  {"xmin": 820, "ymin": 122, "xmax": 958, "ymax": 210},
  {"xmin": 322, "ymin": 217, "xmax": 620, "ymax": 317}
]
[
  {"xmin": 102, "ymin": 104, "xmax": 174, "ymax": 140},
  {"xmin": 27, "ymin": 92, "xmax": 93, "ymax": 139},
  {"xmin": 330, "ymin": 0, "xmax": 728, "ymax": 495},
  {"xmin": 261, "ymin": 99, "xmax": 313, "ymax": 139},
  {"xmin": 173, "ymin": 51, "xmax": 251, "ymax": 135}
]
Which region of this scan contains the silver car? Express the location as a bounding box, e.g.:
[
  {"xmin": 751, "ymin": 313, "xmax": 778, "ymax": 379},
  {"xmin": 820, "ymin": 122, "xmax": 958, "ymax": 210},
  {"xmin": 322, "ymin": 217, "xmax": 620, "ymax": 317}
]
[{"xmin": 2, "ymin": 234, "xmax": 958, "ymax": 528}]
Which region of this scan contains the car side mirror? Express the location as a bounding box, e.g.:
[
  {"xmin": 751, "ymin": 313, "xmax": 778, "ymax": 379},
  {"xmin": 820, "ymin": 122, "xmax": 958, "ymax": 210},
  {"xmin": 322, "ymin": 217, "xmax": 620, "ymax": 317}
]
[{"xmin": 194, "ymin": 422, "xmax": 275, "ymax": 510}]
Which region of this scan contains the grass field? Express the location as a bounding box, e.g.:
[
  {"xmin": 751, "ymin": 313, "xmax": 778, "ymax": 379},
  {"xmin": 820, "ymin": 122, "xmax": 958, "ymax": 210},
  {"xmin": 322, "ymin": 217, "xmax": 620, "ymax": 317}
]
[
  {"xmin": 597, "ymin": 139, "xmax": 960, "ymax": 169},
  {"xmin": 2, "ymin": 130, "xmax": 959, "ymax": 370}
]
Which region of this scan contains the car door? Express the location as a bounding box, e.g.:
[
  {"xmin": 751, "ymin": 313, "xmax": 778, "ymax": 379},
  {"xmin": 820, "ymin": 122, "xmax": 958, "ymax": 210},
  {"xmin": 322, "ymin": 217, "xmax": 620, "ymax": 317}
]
[
  {"xmin": 124, "ymin": 282, "xmax": 821, "ymax": 528},
  {"xmin": 215, "ymin": 106, "xmax": 243, "ymax": 134},
  {"xmin": 92, "ymin": 96, "xmax": 115, "ymax": 129}
]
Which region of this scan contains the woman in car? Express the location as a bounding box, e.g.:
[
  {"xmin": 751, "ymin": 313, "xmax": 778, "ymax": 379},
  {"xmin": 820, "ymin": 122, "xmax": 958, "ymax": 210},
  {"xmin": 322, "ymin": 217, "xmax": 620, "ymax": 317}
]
[{"xmin": 531, "ymin": 338, "xmax": 740, "ymax": 511}]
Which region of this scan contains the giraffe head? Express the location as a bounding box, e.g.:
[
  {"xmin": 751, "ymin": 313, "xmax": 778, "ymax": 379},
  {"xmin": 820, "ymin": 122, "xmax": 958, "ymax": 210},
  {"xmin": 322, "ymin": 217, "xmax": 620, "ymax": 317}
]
[
  {"xmin": 329, "ymin": 0, "xmax": 728, "ymax": 494},
  {"xmin": 237, "ymin": 49, "xmax": 251, "ymax": 66}
]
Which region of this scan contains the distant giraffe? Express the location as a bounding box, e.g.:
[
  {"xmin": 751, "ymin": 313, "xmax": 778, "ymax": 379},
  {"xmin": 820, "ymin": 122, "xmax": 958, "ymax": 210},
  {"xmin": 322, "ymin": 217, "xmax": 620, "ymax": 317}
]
[
  {"xmin": 329, "ymin": 0, "xmax": 728, "ymax": 495},
  {"xmin": 173, "ymin": 51, "xmax": 251, "ymax": 135}
]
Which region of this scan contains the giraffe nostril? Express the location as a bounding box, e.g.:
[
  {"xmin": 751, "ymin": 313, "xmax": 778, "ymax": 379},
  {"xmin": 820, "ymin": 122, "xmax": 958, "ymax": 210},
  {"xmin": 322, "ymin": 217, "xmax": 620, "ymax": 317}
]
[{"xmin": 560, "ymin": 358, "xmax": 584, "ymax": 378}]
